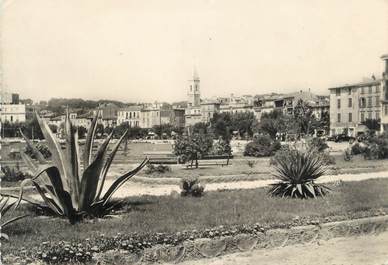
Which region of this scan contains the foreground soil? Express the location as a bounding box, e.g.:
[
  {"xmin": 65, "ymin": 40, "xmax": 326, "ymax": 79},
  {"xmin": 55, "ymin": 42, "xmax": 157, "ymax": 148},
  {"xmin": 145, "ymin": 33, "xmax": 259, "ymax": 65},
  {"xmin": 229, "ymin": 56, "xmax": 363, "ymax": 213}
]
[{"xmin": 169, "ymin": 232, "xmax": 388, "ymax": 265}]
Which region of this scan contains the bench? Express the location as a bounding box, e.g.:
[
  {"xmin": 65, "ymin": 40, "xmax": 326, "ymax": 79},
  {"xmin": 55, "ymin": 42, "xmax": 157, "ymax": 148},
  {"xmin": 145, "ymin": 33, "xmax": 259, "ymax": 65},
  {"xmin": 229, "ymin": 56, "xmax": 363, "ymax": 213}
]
[
  {"xmin": 184, "ymin": 154, "xmax": 233, "ymax": 169},
  {"xmin": 143, "ymin": 151, "xmax": 179, "ymax": 164}
]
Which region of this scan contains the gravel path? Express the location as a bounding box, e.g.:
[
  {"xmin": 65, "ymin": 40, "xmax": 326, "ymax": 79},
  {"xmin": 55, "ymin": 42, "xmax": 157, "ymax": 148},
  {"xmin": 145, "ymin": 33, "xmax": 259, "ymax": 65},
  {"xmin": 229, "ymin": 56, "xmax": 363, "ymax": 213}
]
[
  {"xmin": 104, "ymin": 170, "xmax": 388, "ymax": 198},
  {"xmin": 165, "ymin": 232, "xmax": 388, "ymax": 265}
]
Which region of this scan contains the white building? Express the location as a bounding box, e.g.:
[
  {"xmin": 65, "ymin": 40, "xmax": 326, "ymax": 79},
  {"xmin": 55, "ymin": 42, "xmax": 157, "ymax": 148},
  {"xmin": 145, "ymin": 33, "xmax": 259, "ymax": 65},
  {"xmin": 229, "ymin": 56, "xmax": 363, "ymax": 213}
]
[
  {"xmin": 0, "ymin": 103, "xmax": 26, "ymax": 123},
  {"xmin": 117, "ymin": 106, "xmax": 142, "ymax": 127}
]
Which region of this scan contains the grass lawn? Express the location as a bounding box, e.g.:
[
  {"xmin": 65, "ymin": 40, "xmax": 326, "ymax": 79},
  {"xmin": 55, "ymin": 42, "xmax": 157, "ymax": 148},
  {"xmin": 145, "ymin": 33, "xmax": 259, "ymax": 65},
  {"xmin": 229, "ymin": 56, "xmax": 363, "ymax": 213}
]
[{"xmin": 2, "ymin": 178, "xmax": 388, "ymax": 257}]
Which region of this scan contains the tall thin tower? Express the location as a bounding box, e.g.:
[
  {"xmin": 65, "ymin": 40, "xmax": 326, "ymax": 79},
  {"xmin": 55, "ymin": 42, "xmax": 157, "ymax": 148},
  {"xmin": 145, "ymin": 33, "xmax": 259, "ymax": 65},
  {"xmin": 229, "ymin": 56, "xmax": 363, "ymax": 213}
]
[{"xmin": 187, "ymin": 67, "xmax": 201, "ymax": 107}]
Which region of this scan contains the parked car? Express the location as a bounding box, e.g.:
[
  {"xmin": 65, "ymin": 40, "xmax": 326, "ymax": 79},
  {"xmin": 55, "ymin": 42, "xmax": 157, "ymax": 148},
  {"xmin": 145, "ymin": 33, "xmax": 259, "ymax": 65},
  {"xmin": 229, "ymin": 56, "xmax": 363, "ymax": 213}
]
[{"xmin": 334, "ymin": 134, "xmax": 355, "ymax": 143}]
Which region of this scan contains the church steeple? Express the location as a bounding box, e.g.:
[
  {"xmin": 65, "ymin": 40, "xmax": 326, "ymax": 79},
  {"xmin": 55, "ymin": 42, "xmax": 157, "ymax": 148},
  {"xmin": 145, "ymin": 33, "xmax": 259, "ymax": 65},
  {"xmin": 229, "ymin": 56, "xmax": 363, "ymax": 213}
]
[{"xmin": 188, "ymin": 67, "xmax": 201, "ymax": 107}]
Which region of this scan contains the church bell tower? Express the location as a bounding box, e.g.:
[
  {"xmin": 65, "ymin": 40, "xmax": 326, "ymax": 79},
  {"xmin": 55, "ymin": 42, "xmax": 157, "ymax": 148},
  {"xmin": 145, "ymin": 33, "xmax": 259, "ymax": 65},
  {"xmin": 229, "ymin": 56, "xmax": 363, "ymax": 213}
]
[{"xmin": 188, "ymin": 68, "xmax": 201, "ymax": 107}]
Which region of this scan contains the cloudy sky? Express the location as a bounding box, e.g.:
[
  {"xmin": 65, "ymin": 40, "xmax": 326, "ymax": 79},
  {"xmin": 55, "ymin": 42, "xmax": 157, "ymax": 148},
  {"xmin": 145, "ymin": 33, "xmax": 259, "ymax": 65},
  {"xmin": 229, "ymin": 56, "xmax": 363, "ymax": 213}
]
[{"xmin": 1, "ymin": 0, "xmax": 388, "ymax": 103}]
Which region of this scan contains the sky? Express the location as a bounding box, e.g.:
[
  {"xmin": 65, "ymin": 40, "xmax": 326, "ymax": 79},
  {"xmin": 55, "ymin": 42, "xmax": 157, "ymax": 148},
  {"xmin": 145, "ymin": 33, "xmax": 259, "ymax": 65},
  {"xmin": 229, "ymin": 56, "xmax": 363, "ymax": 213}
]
[{"xmin": 1, "ymin": 0, "xmax": 388, "ymax": 103}]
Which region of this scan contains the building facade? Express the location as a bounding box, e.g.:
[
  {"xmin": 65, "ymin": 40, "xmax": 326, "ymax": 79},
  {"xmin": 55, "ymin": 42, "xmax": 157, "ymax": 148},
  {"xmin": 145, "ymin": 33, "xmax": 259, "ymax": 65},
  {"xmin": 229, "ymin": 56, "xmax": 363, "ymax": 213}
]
[
  {"xmin": 329, "ymin": 79, "xmax": 382, "ymax": 136},
  {"xmin": 117, "ymin": 106, "xmax": 142, "ymax": 127},
  {"xmin": 381, "ymin": 54, "xmax": 388, "ymax": 132},
  {"xmin": 0, "ymin": 92, "xmax": 26, "ymax": 123}
]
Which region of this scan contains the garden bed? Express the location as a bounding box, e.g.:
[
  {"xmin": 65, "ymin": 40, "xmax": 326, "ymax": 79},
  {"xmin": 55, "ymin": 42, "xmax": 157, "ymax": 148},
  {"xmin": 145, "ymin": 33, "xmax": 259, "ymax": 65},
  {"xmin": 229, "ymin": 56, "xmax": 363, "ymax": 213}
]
[{"xmin": 2, "ymin": 178, "xmax": 388, "ymax": 264}]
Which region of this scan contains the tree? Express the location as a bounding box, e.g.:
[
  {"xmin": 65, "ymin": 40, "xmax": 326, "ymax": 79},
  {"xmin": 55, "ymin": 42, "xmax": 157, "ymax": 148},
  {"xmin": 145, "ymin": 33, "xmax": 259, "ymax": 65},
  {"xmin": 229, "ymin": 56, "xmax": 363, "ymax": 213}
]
[
  {"xmin": 230, "ymin": 112, "xmax": 256, "ymax": 138},
  {"xmin": 211, "ymin": 112, "xmax": 232, "ymax": 140},
  {"xmin": 153, "ymin": 124, "xmax": 175, "ymax": 139},
  {"xmin": 77, "ymin": 126, "xmax": 87, "ymax": 139},
  {"xmin": 258, "ymin": 110, "xmax": 287, "ymax": 139},
  {"xmin": 293, "ymin": 99, "xmax": 316, "ymax": 135},
  {"xmin": 48, "ymin": 124, "xmax": 58, "ymax": 134},
  {"xmin": 362, "ymin": 119, "xmax": 381, "ymax": 131},
  {"xmin": 191, "ymin": 122, "xmax": 210, "ymax": 135},
  {"xmin": 95, "ymin": 123, "xmax": 104, "ymax": 138},
  {"xmin": 173, "ymin": 133, "xmax": 213, "ymax": 168}
]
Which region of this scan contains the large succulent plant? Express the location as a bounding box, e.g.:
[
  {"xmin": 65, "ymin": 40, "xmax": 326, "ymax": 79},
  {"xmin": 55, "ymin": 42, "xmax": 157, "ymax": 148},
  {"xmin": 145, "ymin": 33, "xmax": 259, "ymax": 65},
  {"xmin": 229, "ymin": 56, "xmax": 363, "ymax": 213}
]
[
  {"xmin": 0, "ymin": 196, "xmax": 27, "ymax": 240},
  {"xmin": 19, "ymin": 111, "xmax": 148, "ymax": 223},
  {"xmin": 268, "ymin": 148, "xmax": 330, "ymax": 199}
]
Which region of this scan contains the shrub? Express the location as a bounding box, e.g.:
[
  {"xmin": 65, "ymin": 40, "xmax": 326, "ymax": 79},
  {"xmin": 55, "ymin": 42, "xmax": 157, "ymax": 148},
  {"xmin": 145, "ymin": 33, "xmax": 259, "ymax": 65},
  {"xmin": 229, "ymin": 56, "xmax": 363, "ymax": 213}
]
[
  {"xmin": 365, "ymin": 133, "xmax": 388, "ymax": 159},
  {"xmin": 244, "ymin": 135, "xmax": 281, "ymax": 157},
  {"xmin": 308, "ymin": 137, "xmax": 328, "ymax": 152},
  {"xmin": 351, "ymin": 143, "xmax": 366, "ymax": 155},
  {"xmin": 0, "ymin": 164, "xmax": 29, "ymax": 182},
  {"xmin": 18, "ymin": 111, "xmax": 148, "ymax": 224},
  {"xmin": 25, "ymin": 142, "xmax": 51, "ymax": 159},
  {"xmin": 180, "ymin": 176, "xmax": 205, "ymax": 197},
  {"xmin": 268, "ymin": 149, "xmax": 330, "ymax": 199},
  {"xmin": 144, "ymin": 164, "xmax": 171, "ymax": 174},
  {"xmin": 245, "ymin": 159, "xmax": 257, "ymax": 168}
]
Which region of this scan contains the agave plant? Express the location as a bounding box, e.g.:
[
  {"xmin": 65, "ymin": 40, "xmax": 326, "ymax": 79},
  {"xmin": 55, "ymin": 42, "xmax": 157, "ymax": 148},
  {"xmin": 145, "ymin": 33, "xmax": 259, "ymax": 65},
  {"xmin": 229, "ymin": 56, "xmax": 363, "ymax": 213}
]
[
  {"xmin": 0, "ymin": 196, "xmax": 28, "ymax": 240},
  {"xmin": 268, "ymin": 149, "xmax": 330, "ymax": 199},
  {"xmin": 18, "ymin": 111, "xmax": 148, "ymax": 223}
]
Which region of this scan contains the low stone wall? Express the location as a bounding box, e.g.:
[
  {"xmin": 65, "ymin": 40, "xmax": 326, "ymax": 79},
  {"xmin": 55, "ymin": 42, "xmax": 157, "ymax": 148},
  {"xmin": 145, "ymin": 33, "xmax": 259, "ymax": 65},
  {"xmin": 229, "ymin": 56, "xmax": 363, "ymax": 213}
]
[{"xmin": 92, "ymin": 215, "xmax": 388, "ymax": 265}]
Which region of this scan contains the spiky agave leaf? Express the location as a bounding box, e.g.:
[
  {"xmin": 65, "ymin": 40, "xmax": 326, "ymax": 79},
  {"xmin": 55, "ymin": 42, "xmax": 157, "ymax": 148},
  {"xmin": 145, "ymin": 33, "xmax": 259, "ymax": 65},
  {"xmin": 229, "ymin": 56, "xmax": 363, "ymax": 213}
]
[
  {"xmin": 94, "ymin": 130, "xmax": 128, "ymax": 202},
  {"xmin": 79, "ymin": 132, "xmax": 113, "ymax": 211},
  {"xmin": 35, "ymin": 112, "xmax": 69, "ymax": 190},
  {"xmin": 83, "ymin": 110, "xmax": 100, "ymax": 168},
  {"xmin": 19, "ymin": 129, "xmax": 47, "ymax": 164},
  {"xmin": 101, "ymin": 158, "xmax": 149, "ymax": 206},
  {"xmin": 64, "ymin": 111, "xmax": 81, "ymax": 210},
  {"xmin": 0, "ymin": 195, "xmax": 28, "ymax": 240}
]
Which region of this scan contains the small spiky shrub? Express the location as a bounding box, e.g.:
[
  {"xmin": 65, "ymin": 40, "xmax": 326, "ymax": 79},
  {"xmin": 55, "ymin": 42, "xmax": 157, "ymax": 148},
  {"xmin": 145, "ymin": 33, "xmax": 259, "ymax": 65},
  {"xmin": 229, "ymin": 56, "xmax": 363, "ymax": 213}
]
[
  {"xmin": 0, "ymin": 196, "xmax": 28, "ymax": 240},
  {"xmin": 18, "ymin": 111, "xmax": 148, "ymax": 224},
  {"xmin": 144, "ymin": 164, "xmax": 171, "ymax": 174},
  {"xmin": 268, "ymin": 149, "xmax": 330, "ymax": 199},
  {"xmin": 180, "ymin": 176, "xmax": 205, "ymax": 197}
]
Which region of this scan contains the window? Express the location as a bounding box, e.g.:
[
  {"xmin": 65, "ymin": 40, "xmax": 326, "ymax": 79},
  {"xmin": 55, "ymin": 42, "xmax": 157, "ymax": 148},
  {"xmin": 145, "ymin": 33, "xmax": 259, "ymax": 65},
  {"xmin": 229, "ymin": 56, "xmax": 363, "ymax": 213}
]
[
  {"xmin": 360, "ymin": 98, "xmax": 366, "ymax": 108},
  {"xmin": 361, "ymin": 112, "xmax": 365, "ymax": 122},
  {"xmin": 336, "ymin": 88, "xmax": 341, "ymax": 96},
  {"xmin": 337, "ymin": 113, "xmax": 341, "ymax": 123},
  {"xmin": 348, "ymin": 113, "xmax": 352, "ymax": 122},
  {"xmin": 361, "ymin": 87, "xmax": 365, "ymax": 94},
  {"xmin": 368, "ymin": 97, "xmax": 372, "ymax": 107},
  {"xmin": 376, "ymin": 85, "xmax": 380, "ymax": 93},
  {"xmin": 376, "ymin": 96, "xmax": 380, "ymax": 107},
  {"xmin": 385, "ymin": 105, "xmax": 388, "ymax": 115},
  {"xmin": 337, "ymin": 99, "xmax": 341, "ymax": 109},
  {"xmin": 376, "ymin": 112, "xmax": 380, "ymax": 120},
  {"xmin": 348, "ymin": 98, "xmax": 352, "ymax": 108},
  {"xmin": 368, "ymin": 86, "xmax": 373, "ymax": 94},
  {"xmin": 348, "ymin": 88, "xmax": 351, "ymax": 95}
]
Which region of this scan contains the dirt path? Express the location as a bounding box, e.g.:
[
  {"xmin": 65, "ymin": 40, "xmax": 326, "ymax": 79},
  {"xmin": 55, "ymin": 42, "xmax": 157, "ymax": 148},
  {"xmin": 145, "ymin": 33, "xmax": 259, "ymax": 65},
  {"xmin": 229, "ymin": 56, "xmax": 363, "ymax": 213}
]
[
  {"xmin": 103, "ymin": 170, "xmax": 388, "ymax": 198},
  {"xmin": 165, "ymin": 232, "xmax": 388, "ymax": 265}
]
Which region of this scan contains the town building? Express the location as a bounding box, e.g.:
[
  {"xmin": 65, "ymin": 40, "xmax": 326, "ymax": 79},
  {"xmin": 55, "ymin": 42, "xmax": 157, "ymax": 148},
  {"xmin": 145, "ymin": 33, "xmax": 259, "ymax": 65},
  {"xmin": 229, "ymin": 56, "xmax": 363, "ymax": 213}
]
[
  {"xmin": 329, "ymin": 79, "xmax": 381, "ymax": 136},
  {"xmin": 0, "ymin": 92, "xmax": 26, "ymax": 123},
  {"xmin": 200, "ymin": 100, "xmax": 220, "ymax": 123},
  {"xmin": 380, "ymin": 54, "xmax": 388, "ymax": 132},
  {"xmin": 117, "ymin": 106, "xmax": 142, "ymax": 127}
]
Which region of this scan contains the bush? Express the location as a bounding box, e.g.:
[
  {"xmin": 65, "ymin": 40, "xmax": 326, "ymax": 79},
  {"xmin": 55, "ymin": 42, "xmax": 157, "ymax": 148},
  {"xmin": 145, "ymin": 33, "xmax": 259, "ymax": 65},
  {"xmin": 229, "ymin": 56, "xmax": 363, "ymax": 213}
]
[
  {"xmin": 244, "ymin": 135, "xmax": 281, "ymax": 157},
  {"xmin": 245, "ymin": 159, "xmax": 258, "ymax": 168},
  {"xmin": 268, "ymin": 149, "xmax": 330, "ymax": 199},
  {"xmin": 0, "ymin": 164, "xmax": 30, "ymax": 182},
  {"xmin": 365, "ymin": 133, "xmax": 388, "ymax": 159},
  {"xmin": 144, "ymin": 164, "xmax": 171, "ymax": 174},
  {"xmin": 351, "ymin": 142, "xmax": 367, "ymax": 155},
  {"xmin": 25, "ymin": 143, "xmax": 51, "ymax": 159},
  {"xmin": 180, "ymin": 176, "xmax": 205, "ymax": 197},
  {"xmin": 308, "ymin": 137, "xmax": 328, "ymax": 152}
]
